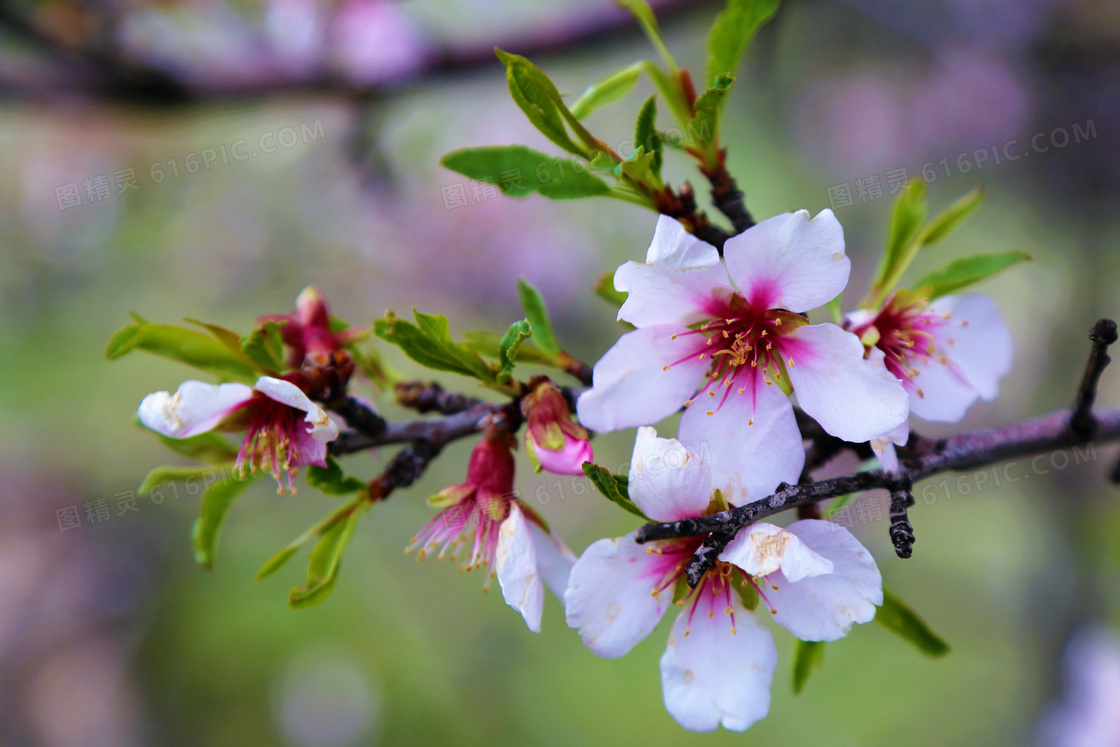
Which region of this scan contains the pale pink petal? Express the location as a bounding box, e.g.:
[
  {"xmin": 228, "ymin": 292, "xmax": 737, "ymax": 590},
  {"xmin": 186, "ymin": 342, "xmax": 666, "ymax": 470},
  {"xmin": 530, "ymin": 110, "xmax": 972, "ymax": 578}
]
[
  {"xmin": 785, "ymin": 323, "xmax": 909, "ymax": 443},
  {"xmin": 528, "ymin": 522, "xmax": 577, "ymax": 599},
  {"xmin": 908, "ymin": 293, "xmax": 1014, "ymax": 422},
  {"xmin": 496, "ymin": 506, "xmax": 545, "ymax": 633},
  {"xmin": 719, "ymin": 522, "xmax": 833, "ymax": 582},
  {"xmin": 905, "ymin": 355, "xmax": 978, "ymax": 422},
  {"xmin": 762, "ymin": 519, "xmax": 883, "ymax": 642},
  {"xmin": 564, "ymin": 532, "xmax": 677, "ymax": 658},
  {"xmin": 576, "ymin": 325, "xmax": 708, "ymax": 433},
  {"xmin": 615, "ymin": 216, "xmax": 734, "ymax": 327},
  {"xmin": 138, "ymin": 380, "xmax": 253, "ymax": 438},
  {"xmin": 723, "ymin": 209, "xmax": 849, "ymax": 313},
  {"xmin": 627, "ymin": 426, "xmax": 712, "ymax": 522},
  {"xmin": 871, "ymin": 419, "xmax": 910, "ymax": 473},
  {"xmin": 678, "ymin": 381, "xmax": 803, "ymax": 505},
  {"xmin": 254, "ymin": 376, "xmax": 339, "ymax": 443},
  {"xmin": 532, "ymin": 432, "xmax": 593, "ymax": 477},
  {"xmin": 660, "ymin": 588, "xmax": 776, "ymax": 732}
]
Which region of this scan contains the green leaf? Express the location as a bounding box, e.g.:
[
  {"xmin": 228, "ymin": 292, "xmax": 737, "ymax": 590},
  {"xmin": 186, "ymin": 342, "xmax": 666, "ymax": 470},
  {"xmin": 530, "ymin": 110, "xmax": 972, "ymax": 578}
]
[
  {"xmin": 824, "ymin": 492, "xmax": 856, "ymax": 519},
  {"xmin": 496, "ymin": 49, "xmax": 586, "ymax": 156},
  {"xmin": 462, "ymin": 330, "xmax": 562, "ymax": 366},
  {"xmin": 192, "ymin": 471, "xmax": 264, "ymax": 570},
  {"xmin": 570, "ymin": 62, "xmax": 643, "ymax": 119},
  {"xmin": 792, "ymin": 639, "xmax": 825, "ymax": 694},
  {"xmin": 640, "ymin": 61, "xmax": 690, "ymax": 127},
  {"xmin": 912, "ymin": 251, "xmax": 1031, "ymax": 300},
  {"xmin": 305, "ymin": 456, "xmax": 367, "ymax": 496},
  {"xmin": 440, "ymin": 145, "xmax": 612, "ymax": 200},
  {"xmin": 618, "ymin": 147, "xmax": 659, "ymax": 186},
  {"xmin": 875, "ymin": 587, "xmax": 951, "ymax": 658},
  {"xmin": 138, "ymin": 465, "xmax": 222, "ymax": 496},
  {"xmin": 374, "ymin": 309, "xmax": 495, "ymax": 382},
  {"xmin": 582, "ymin": 462, "xmax": 649, "ymax": 520},
  {"xmin": 256, "ymin": 494, "xmax": 366, "ymax": 581},
  {"xmin": 517, "ymin": 278, "xmax": 561, "ymax": 354},
  {"xmin": 240, "ymin": 319, "xmax": 287, "ymax": 372},
  {"xmin": 706, "ymin": 0, "xmax": 780, "ymax": 87},
  {"xmin": 917, "ymin": 186, "xmax": 985, "ymax": 248},
  {"xmin": 634, "ymin": 95, "xmax": 664, "ymax": 177},
  {"xmin": 185, "ymin": 318, "xmax": 245, "ymax": 354},
  {"xmin": 687, "ymin": 75, "xmax": 735, "ymax": 151},
  {"xmin": 593, "ymin": 271, "xmax": 629, "ymax": 308},
  {"xmin": 289, "ymin": 504, "xmax": 364, "ymax": 609},
  {"xmin": 619, "ymin": 0, "xmax": 678, "ymax": 72},
  {"xmin": 105, "ymin": 322, "xmax": 258, "ymax": 380},
  {"xmin": 498, "ymin": 319, "xmax": 533, "ymax": 383},
  {"xmin": 867, "ymin": 180, "xmax": 928, "ymax": 307},
  {"xmin": 151, "ymin": 430, "xmax": 239, "ymax": 464}
]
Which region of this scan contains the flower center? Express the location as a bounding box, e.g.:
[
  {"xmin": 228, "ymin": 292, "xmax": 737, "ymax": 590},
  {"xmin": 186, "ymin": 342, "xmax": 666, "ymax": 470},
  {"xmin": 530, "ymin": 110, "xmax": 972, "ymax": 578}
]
[
  {"xmin": 235, "ymin": 395, "xmax": 312, "ymax": 493},
  {"xmin": 406, "ymin": 493, "xmax": 511, "ymax": 589},
  {"xmin": 665, "ymin": 294, "xmax": 805, "ymax": 418},
  {"xmin": 852, "ymin": 294, "xmax": 950, "ymax": 395},
  {"xmin": 675, "ymin": 561, "xmax": 747, "ymax": 637}
]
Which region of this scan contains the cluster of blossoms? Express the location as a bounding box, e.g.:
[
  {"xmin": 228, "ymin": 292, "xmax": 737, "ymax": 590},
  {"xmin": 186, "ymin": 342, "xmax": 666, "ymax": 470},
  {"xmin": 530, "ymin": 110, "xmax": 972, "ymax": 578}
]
[{"xmin": 135, "ymin": 206, "xmax": 1013, "ymax": 733}]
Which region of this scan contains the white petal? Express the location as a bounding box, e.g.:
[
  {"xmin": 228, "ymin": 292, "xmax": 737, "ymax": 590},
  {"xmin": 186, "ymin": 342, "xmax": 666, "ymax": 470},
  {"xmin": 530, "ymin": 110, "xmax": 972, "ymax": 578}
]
[
  {"xmin": 528, "ymin": 522, "xmax": 576, "ymax": 599},
  {"xmin": 627, "ymin": 427, "xmax": 712, "ymax": 522},
  {"xmin": 137, "ymin": 380, "xmax": 253, "ymax": 438},
  {"xmin": 908, "ymin": 293, "xmax": 1014, "ymax": 422},
  {"xmin": 254, "ymin": 376, "xmax": 339, "ymax": 443},
  {"xmin": 905, "ymin": 354, "xmax": 978, "ymax": 422},
  {"xmin": 762, "ymin": 519, "xmax": 883, "ymax": 642},
  {"xmin": 723, "ymin": 209, "xmax": 849, "ymax": 313},
  {"xmin": 720, "ymin": 522, "xmax": 833, "ymax": 582},
  {"xmin": 871, "ymin": 419, "xmax": 910, "ymax": 473},
  {"xmin": 576, "ymin": 325, "xmax": 708, "ymax": 433},
  {"xmin": 678, "ymin": 380, "xmax": 803, "ymax": 505},
  {"xmin": 785, "ymin": 323, "xmax": 909, "ymax": 443},
  {"xmin": 614, "ymin": 216, "xmax": 734, "ymax": 327},
  {"xmin": 496, "ymin": 507, "xmax": 545, "ymax": 633},
  {"xmin": 564, "ymin": 532, "xmax": 675, "ymax": 658},
  {"xmin": 660, "ymin": 588, "xmax": 776, "ymax": 732}
]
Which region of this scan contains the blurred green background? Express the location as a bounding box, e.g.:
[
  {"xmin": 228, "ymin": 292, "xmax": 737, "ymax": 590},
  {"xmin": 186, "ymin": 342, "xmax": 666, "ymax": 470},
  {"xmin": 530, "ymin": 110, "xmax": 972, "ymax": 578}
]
[{"xmin": 2, "ymin": 1, "xmax": 1120, "ymax": 745}]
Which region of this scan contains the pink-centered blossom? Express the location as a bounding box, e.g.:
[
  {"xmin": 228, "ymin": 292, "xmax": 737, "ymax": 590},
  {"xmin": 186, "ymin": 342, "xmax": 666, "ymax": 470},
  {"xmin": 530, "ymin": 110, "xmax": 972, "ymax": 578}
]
[
  {"xmin": 847, "ymin": 290, "xmax": 1013, "ymax": 424},
  {"xmin": 521, "ymin": 382, "xmax": 593, "ymax": 476},
  {"xmin": 408, "ymin": 436, "xmax": 575, "ymax": 633},
  {"xmin": 564, "ymin": 428, "xmax": 883, "ymax": 733},
  {"xmin": 138, "ymin": 374, "xmax": 339, "ymax": 492},
  {"xmin": 577, "ymin": 212, "xmax": 909, "ymax": 502}
]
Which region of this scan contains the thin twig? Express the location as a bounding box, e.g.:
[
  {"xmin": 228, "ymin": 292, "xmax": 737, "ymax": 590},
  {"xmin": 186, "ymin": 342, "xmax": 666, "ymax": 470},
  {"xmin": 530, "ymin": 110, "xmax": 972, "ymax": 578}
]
[{"xmin": 1070, "ymin": 319, "xmax": 1118, "ymax": 439}]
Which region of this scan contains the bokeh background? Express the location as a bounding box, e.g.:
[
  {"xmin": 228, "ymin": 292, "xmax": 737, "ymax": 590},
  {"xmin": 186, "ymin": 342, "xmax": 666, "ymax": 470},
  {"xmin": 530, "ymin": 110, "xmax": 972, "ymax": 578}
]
[{"xmin": 2, "ymin": 0, "xmax": 1120, "ymax": 745}]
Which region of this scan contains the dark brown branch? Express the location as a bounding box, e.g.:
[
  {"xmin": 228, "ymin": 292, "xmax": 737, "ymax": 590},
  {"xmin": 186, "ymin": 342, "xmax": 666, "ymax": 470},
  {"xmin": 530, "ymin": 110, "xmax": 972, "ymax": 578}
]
[
  {"xmin": 329, "ymin": 395, "xmax": 387, "ymax": 439},
  {"xmin": 395, "ymin": 381, "xmax": 482, "ymax": 416},
  {"xmin": 329, "ymin": 401, "xmax": 508, "ymax": 455},
  {"xmin": 700, "ymin": 154, "xmax": 755, "ymax": 234},
  {"xmin": 1071, "ymin": 319, "xmax": 1118, "ymax": 439},
  {"xmin": 642, "ymin": 407, "xmax": 1120, "ymax": 584}
]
